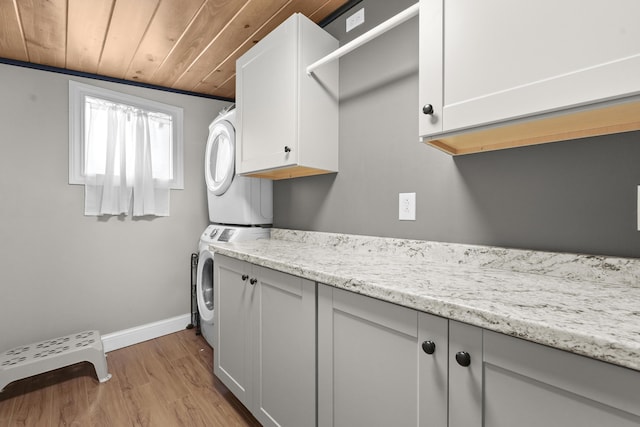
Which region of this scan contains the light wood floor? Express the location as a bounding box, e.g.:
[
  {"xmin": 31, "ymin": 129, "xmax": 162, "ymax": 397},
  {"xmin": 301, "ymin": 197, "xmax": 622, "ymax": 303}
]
[{"xmin": 0, "ymin": 329, "xmax": 261, "ymax": 426}]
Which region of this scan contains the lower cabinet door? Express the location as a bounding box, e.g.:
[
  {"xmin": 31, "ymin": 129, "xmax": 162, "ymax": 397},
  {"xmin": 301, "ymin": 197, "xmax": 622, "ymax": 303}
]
[
  {"xmin": 482, "ymin": 331, "xmax": 640, "ymax": 427},
  {"xmin": 448, "ymin": 320, "xmax": 483, "ymax": 427},
  {"xmin": 252, "ymin": 265, "xmax": 316, "ymax": 427},
  {"xmin": 318, "ymin": 285, "xmax": 448, "ymax": 427},
  {"xmin": 214, "ymin": 255, "xmax": 254, "ymax": 409},
  {"xmin": 215, "ymin": 255, "xmax": 317, "ymax": 426},
  {"xmin": 418, "ymin": 312, "xmax": 448, "ymax": 427}
]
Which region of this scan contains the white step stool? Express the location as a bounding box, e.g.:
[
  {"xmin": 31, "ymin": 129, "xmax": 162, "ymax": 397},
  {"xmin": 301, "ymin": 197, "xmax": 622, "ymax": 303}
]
[{"xmin": 0, "ymin": 330, "xmax": 111, "ymax": 392}]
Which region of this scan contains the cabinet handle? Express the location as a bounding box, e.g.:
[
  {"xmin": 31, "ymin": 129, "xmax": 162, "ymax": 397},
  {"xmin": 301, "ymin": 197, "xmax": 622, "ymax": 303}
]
[
  {"xmin": 284, "ymin": 146, "xmax": 291, "ymax": 153},
  {"xmin": 241, "ymin": 274, "xmax": 249, "ymax": 281},
  {"xmin": 455, "ymin": 351, "xmax": 471, "ymax": 367},
  {"xmin": 249, "ymin": 278, "xmax": 258, "ymax": 285},
  {"xmin": 421, "ymin": 340, "xmax": 436, "ymax": 355},
  {"xmin": 422, "ymin": 104, "xmax": 434, "ymax": 115}
]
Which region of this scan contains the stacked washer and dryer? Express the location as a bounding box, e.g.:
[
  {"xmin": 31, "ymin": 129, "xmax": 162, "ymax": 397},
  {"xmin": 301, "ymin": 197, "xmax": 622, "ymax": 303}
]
[{"xmin": 195, "ymin": 106, "xmax": 272, "ymax": 348}]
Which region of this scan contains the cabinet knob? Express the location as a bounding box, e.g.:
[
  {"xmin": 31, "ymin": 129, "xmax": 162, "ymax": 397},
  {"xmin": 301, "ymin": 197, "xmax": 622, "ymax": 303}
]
[
  {"xmin": 422, "ymin": 104, "xmax": 434, "ymax": 115},
  {"xmin": 241, "ymin": 274, "xmax": 249, "ymax": 281},
  {"xmin": 284, "ymin": 146, "xmax": 291, "ymax": 153},
  {"xmin": 421, "ymin": 340, "xmax": 436, "ymax": 355},
  {"xmin": 249, "ymin": 278, "xmax": 258, "ymax": 285},
  {"xmin": 455, "ymin": 351, "xmax": 471, "ymax": 367}
]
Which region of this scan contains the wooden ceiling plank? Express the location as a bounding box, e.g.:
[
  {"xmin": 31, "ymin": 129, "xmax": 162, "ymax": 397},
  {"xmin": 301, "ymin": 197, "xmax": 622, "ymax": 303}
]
[
  {"xmin": 17, "ymin": 0, "xmax": 67, "ymax": 68},
  {"xmin": 124, "ymin": 0, "xmax": 206, "ymax": 85},
  {"xmin": 171, "ymin": 0, "xmax": 291, "ymax": 91},
  {"xmin": 213, "ymin": 75, "xmax": 235, "ymax": 100},
  {"xmin": 308, "ymin": 0, "xmax": 351, "ymax": 22},
  {"xmin": 150, "ymin": 0, "xmax": 250, "ymax": 88},
  {"xmin": 191, "ymin": 0, "xmax": 327, "ymax": 94},
  {"xmin": 98, "ymin": 0, "xmax": 160, "ymax": 79},
  {"xmin": 0, "ymin": 0, "xmax": 351, "ymax": 98},
  {"xmin": 0, "ymin": 0, "xmax": 28, "ymax": 61},
  {"xmin": 66, "ymin": 0, "xmax": 114, "ymax": 74},
  {"xmin": 192, "ymin": 0, "xmax": 338, "ymax": 96}
]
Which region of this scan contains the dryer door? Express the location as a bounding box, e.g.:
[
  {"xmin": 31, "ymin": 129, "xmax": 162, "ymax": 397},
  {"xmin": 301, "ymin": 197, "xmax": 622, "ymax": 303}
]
[{"xmin": 205, "ymin": 119, "xmax": 236, "ymax": 196}]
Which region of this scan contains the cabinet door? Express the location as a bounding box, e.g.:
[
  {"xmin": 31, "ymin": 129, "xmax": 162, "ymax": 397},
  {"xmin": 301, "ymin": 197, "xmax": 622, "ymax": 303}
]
[
  {"xmin": 418, "ymin": 0, "xmax": 444, "ymax": 137},
  {"xmin": 252, "ymin": 266, "xmax": 316, "ymax": 427},
  {"xmin": 236, "ymin": 15, "xmax": 297, "ymax": 174},
  {"xmin": 448, "ymin": 320, "xmax": 483, "ymax": 427},
  {"xmin": 318, "ymin": 285, "xmax": 448, "ymax": 427},
  {"xmin": 483, "ymin": 331, "xmax": 640, "ymax": 427},
  {"xmin": 418, "ymin": 312, "xmax": 448, "ymax": 427},
  {"xmin": 213, "ymin": 255, "xmax": 254, "ymax": 409},
  {"xmin": 421, "ymin": 0, "xmax": 640, "ymax": 135}
]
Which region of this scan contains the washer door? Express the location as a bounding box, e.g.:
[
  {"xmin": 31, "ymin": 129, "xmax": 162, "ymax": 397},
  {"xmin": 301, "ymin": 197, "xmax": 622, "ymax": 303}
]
[
  {"xmin": 205, "ymin": 119, "xmax": 236, "ymax": 196},
  {"xmin": 196, "ymin": 250, "xmax": 214, "ymax": 324}
]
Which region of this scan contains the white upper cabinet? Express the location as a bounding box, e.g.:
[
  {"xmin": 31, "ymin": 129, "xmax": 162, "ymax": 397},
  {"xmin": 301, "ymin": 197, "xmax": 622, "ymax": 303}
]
[
  {"xmin": 419, "ymin": 0, "xmax": 640, "ymax": 155},
  {"xmin": 236, "ymin": 13, "xmax": 339, "ymax": 179}
]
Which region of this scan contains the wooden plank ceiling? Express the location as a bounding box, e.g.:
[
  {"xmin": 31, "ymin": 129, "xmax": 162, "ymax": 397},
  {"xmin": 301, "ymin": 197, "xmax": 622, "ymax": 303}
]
[{"xmin": 0, "ymin": 0, "xmax": 350, "ymax": 100}]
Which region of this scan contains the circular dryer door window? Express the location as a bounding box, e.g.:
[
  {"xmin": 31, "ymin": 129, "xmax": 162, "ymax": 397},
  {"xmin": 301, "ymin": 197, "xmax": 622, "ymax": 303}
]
[{"xmin": 205, "ymin": 120, "xmax": 235, "ymax": 196}]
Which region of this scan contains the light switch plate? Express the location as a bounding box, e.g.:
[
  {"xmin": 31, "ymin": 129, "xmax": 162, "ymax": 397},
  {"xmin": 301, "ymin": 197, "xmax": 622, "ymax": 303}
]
[
  {"xmin": 346, "ymin": 8, "xmax": 365, "ymax": 32},
  {"xmin": 399, "ymin": 192, "xmax": 416, "ymax": 221}
]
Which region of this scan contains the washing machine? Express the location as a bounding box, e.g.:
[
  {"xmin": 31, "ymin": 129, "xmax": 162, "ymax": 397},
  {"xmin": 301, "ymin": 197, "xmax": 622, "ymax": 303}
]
[
  {"xmin": 196, "ymin": 225, "xmax": 270, "ymax": 347},
  {"xmin": 196, "ymin": 106, "xmax": 273, "ymax": 348},
  {"xmin": 205, "ymin": 106, "xmax": 272, "ymax": 225}
]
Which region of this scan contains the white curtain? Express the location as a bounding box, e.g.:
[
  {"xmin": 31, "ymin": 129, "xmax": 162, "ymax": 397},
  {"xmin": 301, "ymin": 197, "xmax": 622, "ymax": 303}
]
[{"xmin": 84, "ymin": 99, "xmax": 170, "ymax": 217}]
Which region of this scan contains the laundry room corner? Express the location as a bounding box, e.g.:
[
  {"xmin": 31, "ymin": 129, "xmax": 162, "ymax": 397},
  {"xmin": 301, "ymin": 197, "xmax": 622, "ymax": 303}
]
[{"xmin": 0, "ymin": 61, "xmax": 231, "ymax": 351}]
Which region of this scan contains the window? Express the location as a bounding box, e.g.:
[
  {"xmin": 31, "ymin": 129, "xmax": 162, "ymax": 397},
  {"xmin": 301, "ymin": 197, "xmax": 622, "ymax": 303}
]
[{"xmin": 69, "ymin": 81, "xmax": 184, "ymax": 216}]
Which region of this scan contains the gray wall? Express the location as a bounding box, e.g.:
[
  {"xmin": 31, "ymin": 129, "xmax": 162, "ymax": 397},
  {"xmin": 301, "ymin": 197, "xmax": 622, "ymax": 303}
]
[
  {"xmin": 274, "ymin": 0, "xmax": 640, "ymax": 258},
  {"xmin": 0, "ymin": 63, "xmax": 229, "ymax": 349}
]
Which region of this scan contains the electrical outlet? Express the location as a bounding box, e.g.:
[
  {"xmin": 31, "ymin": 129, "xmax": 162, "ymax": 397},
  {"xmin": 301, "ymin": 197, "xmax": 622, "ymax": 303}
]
[
  {"xmin": 346, "ymin": 8, "xmax": 365, "ymax": 32},
  {"xmin": 399, "ymin": 193, "xmax": 416, "ymax": 221}
]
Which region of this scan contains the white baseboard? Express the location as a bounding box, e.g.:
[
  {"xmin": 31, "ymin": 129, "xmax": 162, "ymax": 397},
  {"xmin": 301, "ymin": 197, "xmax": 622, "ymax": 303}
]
[{"xmin": 101, "ymin": 313, "xmax": 192, "ymax": 353}]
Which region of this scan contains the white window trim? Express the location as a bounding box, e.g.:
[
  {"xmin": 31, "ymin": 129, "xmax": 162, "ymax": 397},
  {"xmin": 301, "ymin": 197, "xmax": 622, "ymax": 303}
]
[{"xmin": 69, "ymin": 80, "xmax": 184, "ymax": 189}]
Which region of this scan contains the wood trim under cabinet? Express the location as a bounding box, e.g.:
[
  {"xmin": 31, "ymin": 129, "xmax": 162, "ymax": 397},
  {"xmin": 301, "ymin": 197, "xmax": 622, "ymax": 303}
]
[
  {"xmin": 424, "ymin": 98, "xmax": 640, "ymax": 155},
  {"xmin": 244, "ymin": 165, "xmax": 336, "ymax": 180}
]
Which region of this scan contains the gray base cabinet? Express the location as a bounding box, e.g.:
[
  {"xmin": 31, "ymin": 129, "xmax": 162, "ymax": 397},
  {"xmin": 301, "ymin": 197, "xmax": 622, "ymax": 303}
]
[
  {"xmin": 318, "ymin": 284, "xmax": 640, "ymax": 427},
  {"xmin": 213, "ymin": 255, "xmax": 252, "ymax": 407},
  {"xmin": 483, "ymin": 331, "xmax": 640, "ymax": 427},
  {"xmin": 215, "ymin": 260, "xmax": 639, "ymax": 426},
  {"xmin": 317, "ymin": 285, "xmax": 449, "ymax": 427},
  {"xmin": 214, "ymin": 255, "xmax": 316, "ymax": 427}
]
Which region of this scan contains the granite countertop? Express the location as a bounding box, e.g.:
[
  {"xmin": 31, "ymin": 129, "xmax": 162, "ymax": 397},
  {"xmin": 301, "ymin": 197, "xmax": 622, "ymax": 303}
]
[{"xmin": 210, "ymin": 229, "xmax": 640, "ymax": 372}]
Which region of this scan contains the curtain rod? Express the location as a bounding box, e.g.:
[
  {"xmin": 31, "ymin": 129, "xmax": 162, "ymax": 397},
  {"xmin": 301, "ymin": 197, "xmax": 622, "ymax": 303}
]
[{"xmin": 306, "ymin": 2, "xmax": 419, "ymax": 76}]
